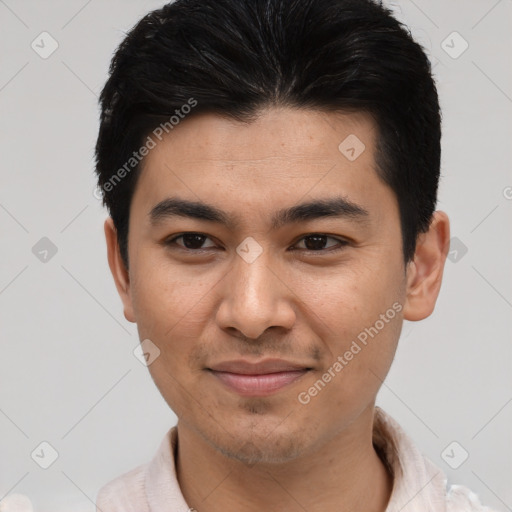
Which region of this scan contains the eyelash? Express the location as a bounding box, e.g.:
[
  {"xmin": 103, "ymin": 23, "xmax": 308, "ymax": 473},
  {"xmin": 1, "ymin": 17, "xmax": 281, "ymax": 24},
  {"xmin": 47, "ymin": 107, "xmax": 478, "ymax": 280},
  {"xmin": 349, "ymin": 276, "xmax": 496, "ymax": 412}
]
[{"xmin": 164, "ymin": 232, "xmax": 349, "ymax": 255}]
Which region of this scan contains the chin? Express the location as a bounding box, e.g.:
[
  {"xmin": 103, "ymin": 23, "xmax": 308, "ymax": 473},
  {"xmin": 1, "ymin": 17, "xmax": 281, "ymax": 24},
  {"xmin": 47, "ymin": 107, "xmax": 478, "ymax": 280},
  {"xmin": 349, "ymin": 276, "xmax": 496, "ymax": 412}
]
[
  {"xmin": 213, "ymin": 431, "xmax": 306, "ymax": 466},
  {"xmin": 196, "ymin": 410, "xmax": 311, "ymax": 466}
]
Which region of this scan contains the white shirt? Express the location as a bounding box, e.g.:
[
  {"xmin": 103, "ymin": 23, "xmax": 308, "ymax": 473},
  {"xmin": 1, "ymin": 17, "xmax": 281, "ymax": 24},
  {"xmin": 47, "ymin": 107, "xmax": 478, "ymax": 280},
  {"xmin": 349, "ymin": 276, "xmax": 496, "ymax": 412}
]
[{"xmin": 96, "ymin": 406, "xmax": 496, "ymax": 511}]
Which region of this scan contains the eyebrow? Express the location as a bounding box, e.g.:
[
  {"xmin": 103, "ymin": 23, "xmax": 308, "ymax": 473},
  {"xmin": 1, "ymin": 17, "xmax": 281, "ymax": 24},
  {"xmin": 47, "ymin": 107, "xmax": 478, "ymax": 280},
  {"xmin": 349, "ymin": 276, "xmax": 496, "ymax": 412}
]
[{"xmin": 149, "ymin": 196, "xmax": 370, "ymax": 230}]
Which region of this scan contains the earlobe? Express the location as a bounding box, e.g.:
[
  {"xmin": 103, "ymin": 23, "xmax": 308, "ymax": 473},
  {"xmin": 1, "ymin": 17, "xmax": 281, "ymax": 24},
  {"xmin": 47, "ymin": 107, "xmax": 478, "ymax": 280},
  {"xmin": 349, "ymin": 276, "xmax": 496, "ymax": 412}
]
[
  {"xmin": 104, "ymin": 217, "xmax": 136, "ymax": 323},
  {"xmin": 402, "ymin": 211, "xmax": 450, "ymax": 321}
]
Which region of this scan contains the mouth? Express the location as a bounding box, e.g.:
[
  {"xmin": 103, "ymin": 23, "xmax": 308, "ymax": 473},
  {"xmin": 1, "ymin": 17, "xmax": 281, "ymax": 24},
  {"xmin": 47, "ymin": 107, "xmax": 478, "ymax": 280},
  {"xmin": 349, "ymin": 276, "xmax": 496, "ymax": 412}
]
[{"xmin": 206, "ymin": 359, "xmax": 313, "ymax": 397}]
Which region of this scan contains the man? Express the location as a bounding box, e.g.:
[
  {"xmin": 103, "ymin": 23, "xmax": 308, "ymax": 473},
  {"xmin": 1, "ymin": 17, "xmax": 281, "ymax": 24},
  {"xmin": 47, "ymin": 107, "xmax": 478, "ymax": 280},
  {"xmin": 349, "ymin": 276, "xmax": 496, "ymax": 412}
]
[{"xmin": 94, "ymin": 0, "xmax": 496, "ymax": 510}]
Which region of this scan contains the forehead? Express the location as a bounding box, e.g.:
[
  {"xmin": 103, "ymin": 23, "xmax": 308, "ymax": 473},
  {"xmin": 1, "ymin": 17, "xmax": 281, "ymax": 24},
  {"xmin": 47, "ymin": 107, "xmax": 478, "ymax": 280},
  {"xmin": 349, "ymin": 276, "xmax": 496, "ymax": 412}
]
[
  {"xmin": 130, "ymin": 107, "xmax": 394, "ymax": 226},
  {"xmin": 145, "ymin": 107, "xmax": 375, "ymax": 163}
]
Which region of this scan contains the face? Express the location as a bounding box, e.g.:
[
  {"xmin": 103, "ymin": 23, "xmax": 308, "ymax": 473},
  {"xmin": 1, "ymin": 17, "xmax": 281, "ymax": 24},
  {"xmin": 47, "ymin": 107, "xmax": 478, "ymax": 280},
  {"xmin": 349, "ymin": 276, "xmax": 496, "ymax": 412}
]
[{"xmin": 106, "ymin": 107, "xmax": 447, "ymax": 465}]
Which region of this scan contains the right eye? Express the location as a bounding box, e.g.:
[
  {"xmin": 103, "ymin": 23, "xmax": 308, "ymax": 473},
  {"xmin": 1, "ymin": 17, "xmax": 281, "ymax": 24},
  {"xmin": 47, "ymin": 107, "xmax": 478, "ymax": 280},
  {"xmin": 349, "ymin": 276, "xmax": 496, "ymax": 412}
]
[{"xmin": 164, "ymin": 232, "xmax": 218, "ymax": 251}]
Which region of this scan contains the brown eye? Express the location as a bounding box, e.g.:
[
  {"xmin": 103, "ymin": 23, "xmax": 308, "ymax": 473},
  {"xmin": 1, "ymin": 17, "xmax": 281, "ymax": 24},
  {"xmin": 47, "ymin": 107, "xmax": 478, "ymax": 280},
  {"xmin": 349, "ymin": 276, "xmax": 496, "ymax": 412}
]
[
  {"xmin": 166, "ymin": 233, "xmax": 217, "ymax": 250},
  {"xmin": 293, "ymin": 234, "xmax": 348, "ymax": 252}
]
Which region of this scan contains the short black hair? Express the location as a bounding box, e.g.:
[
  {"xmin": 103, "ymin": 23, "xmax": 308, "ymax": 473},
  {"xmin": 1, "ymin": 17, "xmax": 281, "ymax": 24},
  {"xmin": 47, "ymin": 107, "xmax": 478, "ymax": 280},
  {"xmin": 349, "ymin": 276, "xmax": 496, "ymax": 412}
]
[{"xmin": 95, "ymin": 0, "xmax": 441, "ymax": 269}]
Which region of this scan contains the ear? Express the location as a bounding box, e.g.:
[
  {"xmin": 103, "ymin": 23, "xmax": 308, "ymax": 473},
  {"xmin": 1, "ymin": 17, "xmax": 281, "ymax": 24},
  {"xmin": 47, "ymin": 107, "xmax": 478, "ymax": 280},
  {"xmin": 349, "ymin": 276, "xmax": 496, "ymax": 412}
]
[
  {"xmin": 104, "ymin": 217, "xmax": 136, "ymax": 323},
  {"xmin": 402, "ymin": 211, "xmax": 450, "ymax": 321}
]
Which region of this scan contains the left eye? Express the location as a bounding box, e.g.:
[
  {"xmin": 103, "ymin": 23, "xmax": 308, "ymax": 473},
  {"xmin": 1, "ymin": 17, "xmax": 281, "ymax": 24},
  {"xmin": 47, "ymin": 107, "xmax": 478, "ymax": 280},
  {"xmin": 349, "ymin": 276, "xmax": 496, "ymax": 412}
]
[{"xmin": 292, "ymin": 234, "xmax": 347, "ymax": 252}]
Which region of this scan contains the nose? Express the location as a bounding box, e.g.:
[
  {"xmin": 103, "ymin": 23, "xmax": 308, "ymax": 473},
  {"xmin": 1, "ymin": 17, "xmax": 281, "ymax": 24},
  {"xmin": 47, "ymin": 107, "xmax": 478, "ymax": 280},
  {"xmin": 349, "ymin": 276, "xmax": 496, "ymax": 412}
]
[{"xmin": 215, "ymin": 251, "xmax": 296, "ymax": 340}]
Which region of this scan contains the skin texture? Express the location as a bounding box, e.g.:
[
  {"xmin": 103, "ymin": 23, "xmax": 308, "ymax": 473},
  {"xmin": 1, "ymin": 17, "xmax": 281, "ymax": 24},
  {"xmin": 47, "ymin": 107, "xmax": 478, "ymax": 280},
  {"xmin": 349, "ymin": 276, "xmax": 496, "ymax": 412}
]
[{"xmin": 105, "ymin": 107, "xmax": 450, "ymax": 511}]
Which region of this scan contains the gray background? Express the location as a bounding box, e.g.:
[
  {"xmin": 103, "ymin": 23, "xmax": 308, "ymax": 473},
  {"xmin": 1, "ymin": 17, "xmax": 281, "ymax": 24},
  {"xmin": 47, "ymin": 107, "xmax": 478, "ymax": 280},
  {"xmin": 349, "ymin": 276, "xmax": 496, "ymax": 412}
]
[{"xmin": 0, "ymin": 0, "xmax": 511, "ymax": 511}]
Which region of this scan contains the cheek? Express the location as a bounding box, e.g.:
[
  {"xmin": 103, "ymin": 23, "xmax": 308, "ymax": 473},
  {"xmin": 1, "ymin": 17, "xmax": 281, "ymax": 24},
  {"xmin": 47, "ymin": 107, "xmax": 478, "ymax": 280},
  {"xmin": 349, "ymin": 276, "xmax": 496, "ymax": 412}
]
[
  {"xmin": 130, "ymin": 257, "xmax": 227, "ymax": 376},
  {"xmin": 299, "ymin": 312, "xmax": 401, "ymax": 423},
  {"xmin": 293, "ymin": 262, "xmax": 403, "ymax": 384},
  {"xmin": 295, "ymin": 260, "xmax": 401, "ymax": 334},
  {"xmin": 130, "ymin": 253, "xmax": 212, "ymax": 334}
]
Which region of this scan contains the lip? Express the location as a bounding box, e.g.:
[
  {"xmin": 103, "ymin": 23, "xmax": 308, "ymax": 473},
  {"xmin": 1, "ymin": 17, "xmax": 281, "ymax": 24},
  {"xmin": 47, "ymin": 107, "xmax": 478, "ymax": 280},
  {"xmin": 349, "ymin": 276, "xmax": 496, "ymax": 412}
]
[
  {"xmin": 207, "ymin": 359, "xmax": 312, "ymax": 397},
  {"xmin": 208, "ymin": 359, "xmax": 312, "ymax": 375}
]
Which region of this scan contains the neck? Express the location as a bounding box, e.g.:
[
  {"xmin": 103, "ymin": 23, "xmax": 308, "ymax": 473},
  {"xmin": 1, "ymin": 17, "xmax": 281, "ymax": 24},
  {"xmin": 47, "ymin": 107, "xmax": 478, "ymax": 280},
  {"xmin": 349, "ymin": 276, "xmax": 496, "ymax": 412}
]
[{"xmin": 175, "ymin": 405, "xmax": 393, "ymax": 512}]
